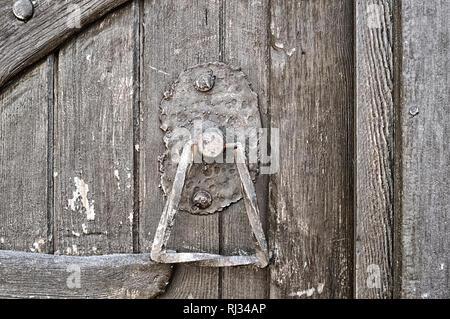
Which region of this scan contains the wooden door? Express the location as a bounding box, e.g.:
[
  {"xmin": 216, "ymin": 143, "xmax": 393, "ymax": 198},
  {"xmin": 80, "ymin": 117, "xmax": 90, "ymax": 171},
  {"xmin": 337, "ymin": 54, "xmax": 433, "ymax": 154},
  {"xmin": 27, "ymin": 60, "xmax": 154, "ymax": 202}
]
[{"xmin": 0, "ymin": 0, "xmax": 448, "ymax": 299}]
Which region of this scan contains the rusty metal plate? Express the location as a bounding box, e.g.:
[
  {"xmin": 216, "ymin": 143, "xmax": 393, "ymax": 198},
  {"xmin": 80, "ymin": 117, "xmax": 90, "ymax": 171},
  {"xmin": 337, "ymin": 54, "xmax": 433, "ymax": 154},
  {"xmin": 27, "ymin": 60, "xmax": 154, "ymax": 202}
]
[{"xmin": 159, "ymin": 62, "xmax": 261, "ymax": 215}]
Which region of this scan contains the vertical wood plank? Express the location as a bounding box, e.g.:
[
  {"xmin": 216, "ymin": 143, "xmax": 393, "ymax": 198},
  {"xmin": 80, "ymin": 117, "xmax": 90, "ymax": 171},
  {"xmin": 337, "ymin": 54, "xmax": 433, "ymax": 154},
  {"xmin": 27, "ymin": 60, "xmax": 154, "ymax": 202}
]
[
  {"xmin": 54, "ymin": 6, "xmax": 135, "ymax": 256},
  {"xmin": 140, "ymin": 0, "xmax": 221, "ymax": 299},
  {"xmin": 398, "ymin": 0, "xmax": 449, "ymax": 299},
  {"xmin": 221, "ymin": 0, "xmax": 269, "ymax": 299},
  {"xmin": 355, "ymin": 0, "xmax": 394, "ymax": 298},
  {"xmin": 0, "ymin": 62, "xmax": 49, "ymax": 253},
  {"xmin": 269, "ymin": 0, "xmax": 354, "ymax": 298}
]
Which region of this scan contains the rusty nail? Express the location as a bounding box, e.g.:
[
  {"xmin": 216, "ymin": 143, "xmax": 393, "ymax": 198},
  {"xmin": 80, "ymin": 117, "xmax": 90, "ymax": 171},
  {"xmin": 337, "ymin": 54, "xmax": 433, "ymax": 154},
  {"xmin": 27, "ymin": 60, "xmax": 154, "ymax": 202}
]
[
  {"xmin": 194, "ymin": 71, "xmax": 215, "ymax": 92},
  {"xmin": 192, "ymin": 190, "xmax": 213, "ymax": 209}
]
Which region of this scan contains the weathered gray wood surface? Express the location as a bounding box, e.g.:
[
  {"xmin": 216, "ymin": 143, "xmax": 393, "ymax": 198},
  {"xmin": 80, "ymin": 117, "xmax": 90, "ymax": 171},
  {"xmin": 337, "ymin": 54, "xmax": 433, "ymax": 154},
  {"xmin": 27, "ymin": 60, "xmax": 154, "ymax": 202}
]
[
  {"xmin": 398, "ymin": 0, "xmax": 449, "ymax": 299},
  {"xmin": 1, "ymin": 0, "xmax": 449, "ymax": 300},
  {"xmin": 140, "ymin": 0, "xmax": 221, "ymax": 299},
  {"xmin": 54, "ymin": 4, "xmax": 135, "ymax": 256},
  {"xmin": 220, "ymin": 0, "xmax": 269, "ymax": 299},
  {"xmin": 269, "ymin": 0, "xmax": 354, "ymax": 298},
  {"xmin": 355, "ymin": 0, "xmax": 394, "ymax": 298},
  {"xmin": 0, "ymin": 0, "xmax": 130, "ymax": 88},
  {"xmin": 0, "ymin": 61, "xmax": 49, "ymax": 253},
  {"xmin": 0, "ymin": 251, "xmax": 172, "ymax": 299}
]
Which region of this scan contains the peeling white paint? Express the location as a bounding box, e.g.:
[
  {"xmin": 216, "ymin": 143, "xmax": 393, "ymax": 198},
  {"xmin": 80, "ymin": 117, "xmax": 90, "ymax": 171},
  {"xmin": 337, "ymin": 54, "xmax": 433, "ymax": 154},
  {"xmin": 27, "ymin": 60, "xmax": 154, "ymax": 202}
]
[
  {"xmin": 82, "ymin": 223, "xmax": 88, "ymax": 234},
  {"xmin": 440, "ymin": 263, "xmax": 445, "ymax": 270},
  {"xmin": 289, "ymin": 287, "xmax": 315, "ymax": 298},
  {"xmin": 128, "ymin": 212, "xmax": 133, "ymax": 224},
  {"xmin": 0, "ymin": 237, "xmax": 4, "ymax": 244},
  {"xmin": 54, "ymin": 172, "xmax": 58, "ymax": 177},
  {"xmin": 72, "ymin": 245, "xmax": 78, "ymax": 255},
  {"xmin": 68, "ymin": 177, "xmax": 95, "ymax": 221},
  {"xmin": 317, "ymin": 282, "xmax": 325, "ymax": 294},
  {"xmin": 72, "ymin": 231, "xmax": 80, "ymax": 237},
  {"xmin": 148, "ymin": 65, "xmax": 170, "ymax": 76},
  {"xmin": 92, "ymin": 246, "xmax": 97, "ymax": 253},
  {"xmin": 288, "ymin": 282, "xmax": 325, "ymax": 298},
  {"xmin": 114, "ymin": 169, "xmax": 120, "ymax": 181},
  {"xmin": 30, "ymin": 239, "xmax": 45, "ymax": 253},
  {"xmin": 135, "ymin": 144, "xmax": 140, "ymax": 152},
  {"xmin": 286, "ymin": 47, "xmax": 296, "ymax": 56}
]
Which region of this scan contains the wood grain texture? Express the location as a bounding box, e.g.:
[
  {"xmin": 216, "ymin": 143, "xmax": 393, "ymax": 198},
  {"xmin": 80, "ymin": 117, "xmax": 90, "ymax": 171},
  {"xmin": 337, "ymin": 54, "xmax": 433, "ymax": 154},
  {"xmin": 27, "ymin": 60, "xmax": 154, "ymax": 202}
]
[
  {"xmin": 0, "ymin": 0, "xmax": 131, "ymax": 89},
  {"xmin": 269, "ymin": 0, "xmax": 354, "ymax": 298},
  {"xmin": 140, "ymin": 0, "xmax": 221, "ymax": 299},
  {"xmin": 0, "ymin": 61, "xmax": 49, "ymax": 253},
  {"xmin": 0, "ymin": 251, "xmax": 172, "ymax": 299},
  {"xmin": 54, "ymin": 5, "xmax": 135, "ymax": 256},
  {"xmin": 221, "ymin": 0, "xmax": 269, "ymax": 299},
  {"xmin": 398, "ymin": 0, "xmax": 449, "ymax": 299},
  {"xmin": 355, "ymin": 0, "xmax": 394, "ymax": 298}
]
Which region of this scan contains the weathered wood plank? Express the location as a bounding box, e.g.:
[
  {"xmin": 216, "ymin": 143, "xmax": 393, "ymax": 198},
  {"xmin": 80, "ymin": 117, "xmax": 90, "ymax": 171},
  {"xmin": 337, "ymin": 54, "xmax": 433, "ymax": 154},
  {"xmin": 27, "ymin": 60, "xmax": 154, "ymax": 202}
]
[
  {"xmin": 269, "ymin": 0, "xmax": 354, "ymax": 298},
  {"xmin": 355, "ymin": 0, "xmax": 394, "ymax": 298},
  {"xmin": 221, "ymin": 0, "xmax": 269, "ymax": 299},
  {"xmin": 398, "ymin": 0, "xmax": 449, "ymax": 299},
  {"xmin": 54, "ymin": 5, "xmax": 135, "ymax": 255},
  {"xmin": 0, "ymin": 251, "xmax": 172, "ymax": 299},
  {"xmin": 0, "ymin": 61, "xmax": 49, "ymax": 253},
  {"xmin": 0, "ymin": 0, "xmax": 131, "ymax": 89},
  {"xmin": 140, "ymin": 0, "xmax": 221, "ymax": 299}
]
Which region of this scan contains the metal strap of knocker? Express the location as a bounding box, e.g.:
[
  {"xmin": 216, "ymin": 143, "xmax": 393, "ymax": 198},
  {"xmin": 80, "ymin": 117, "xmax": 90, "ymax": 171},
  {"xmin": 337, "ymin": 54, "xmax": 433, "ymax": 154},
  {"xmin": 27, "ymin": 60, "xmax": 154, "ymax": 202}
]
[
  {"xmin": 151, "ymin": 135, "xmax": 269, "ymax": 267},
  {"xmin": 150, "ymin": 62, "xmax": 269, "ymax": 268}
]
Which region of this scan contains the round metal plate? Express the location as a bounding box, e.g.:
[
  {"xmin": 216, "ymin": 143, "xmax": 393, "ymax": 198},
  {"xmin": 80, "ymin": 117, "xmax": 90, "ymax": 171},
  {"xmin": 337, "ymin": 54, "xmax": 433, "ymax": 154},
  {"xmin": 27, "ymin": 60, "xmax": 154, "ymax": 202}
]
[{"xmin": 159, "ymin": 62, "xmax": 261, "ymax": 215}]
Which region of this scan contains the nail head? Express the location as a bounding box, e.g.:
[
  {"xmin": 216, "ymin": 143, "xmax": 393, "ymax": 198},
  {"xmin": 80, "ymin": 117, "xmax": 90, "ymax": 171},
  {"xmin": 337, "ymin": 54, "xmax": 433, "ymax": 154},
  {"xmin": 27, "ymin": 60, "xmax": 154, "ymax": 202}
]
[{"xmin": 13, "ymin": 0, "xmax": 34, "ymax": 22}]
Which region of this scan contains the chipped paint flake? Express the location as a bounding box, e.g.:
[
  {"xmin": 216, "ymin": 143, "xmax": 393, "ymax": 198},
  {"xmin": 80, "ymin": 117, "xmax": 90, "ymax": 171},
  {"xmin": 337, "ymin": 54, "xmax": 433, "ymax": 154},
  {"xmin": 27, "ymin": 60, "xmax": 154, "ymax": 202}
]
[
  {"xmin": 288, "ymin": 288, "xmax": 315, "ymax": 298},
  {"xmin": 0, "ymin": 237, "xmax": 4, "ymax": 244},
  {"xmin": 72, "ymin": 231, "xmax": 80, "ymax": 237},
  {"xmin": 317, "ymin": 282, "xmax": 325, "ymax": 294},
  {"xmin": 128, "ymin": 212, "xmax": 133, "ymax": 224},
  {"xmin": 114, "ymin": 169, "xmax": 120, "ymax": 181},
  {"xmin": 68, "ymin": 177, "xmax": 95, "ymax": 221},
  {"xmin": 289, "ymin": 282, "xmax": 325, "ymax": 298},
  {"xmin": 286, "ymin": 47, "xmax": 296, "ymax": 56},
  {"xmin": 135, "ymin": 144, "xmax": 140, "ymax": 152},
  {"xmin": 82, "ymin": 223, "xmax": 88, "ymax": 234},
  {"xmin": 30, "ymin": 239, "xmax": 45, "ymax": 253},
  {"xmin": 149, "ymin": 65, "xmax": 170, "ymax": 76}
]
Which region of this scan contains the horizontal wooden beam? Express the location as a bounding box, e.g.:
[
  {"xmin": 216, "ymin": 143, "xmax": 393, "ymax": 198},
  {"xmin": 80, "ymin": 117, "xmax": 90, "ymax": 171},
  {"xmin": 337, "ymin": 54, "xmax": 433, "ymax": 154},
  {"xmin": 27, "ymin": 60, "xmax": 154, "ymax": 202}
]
[
  {"xmin": 0, "ymin": 251, "xmax": 172, "ymax": 299},
  {"xmin": 0, "ymin": 0, "xmax": 131, "ymax": 89}
]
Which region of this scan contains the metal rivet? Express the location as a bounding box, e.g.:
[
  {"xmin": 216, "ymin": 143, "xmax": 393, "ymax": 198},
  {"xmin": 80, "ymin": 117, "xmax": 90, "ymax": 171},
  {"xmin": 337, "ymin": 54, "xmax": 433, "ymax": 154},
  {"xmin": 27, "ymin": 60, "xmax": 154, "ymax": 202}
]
[
  {"xmin": 13, "ymin": 0, "xmax": 34, "ymax": 22},
  {"xmin": 194, "ymin": 71, "xmax": 215, "ymax": 92},
  {"xmin": 409, "ymin": 106, "xmax": 419, "ymax": 117},
  {"xmin": 192, "ymin": 190, "xmax": 213, "ymax": 209}
]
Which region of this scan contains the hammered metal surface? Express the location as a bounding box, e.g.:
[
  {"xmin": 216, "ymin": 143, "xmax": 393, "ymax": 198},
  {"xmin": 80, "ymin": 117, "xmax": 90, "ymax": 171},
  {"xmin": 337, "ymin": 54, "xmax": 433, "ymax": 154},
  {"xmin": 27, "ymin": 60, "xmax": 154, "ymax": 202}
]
[{"xmin": 159, "ymin": 62, "xmax": 261, "ymax": 215}]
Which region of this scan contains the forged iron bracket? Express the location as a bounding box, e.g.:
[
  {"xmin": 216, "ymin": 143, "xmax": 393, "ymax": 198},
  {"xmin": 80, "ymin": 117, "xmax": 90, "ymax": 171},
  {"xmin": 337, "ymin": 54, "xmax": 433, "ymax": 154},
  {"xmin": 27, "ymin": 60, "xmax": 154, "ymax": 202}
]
[{"xmin": 151, "ymin": 142, "xmax": 269, "ymax": 268}]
